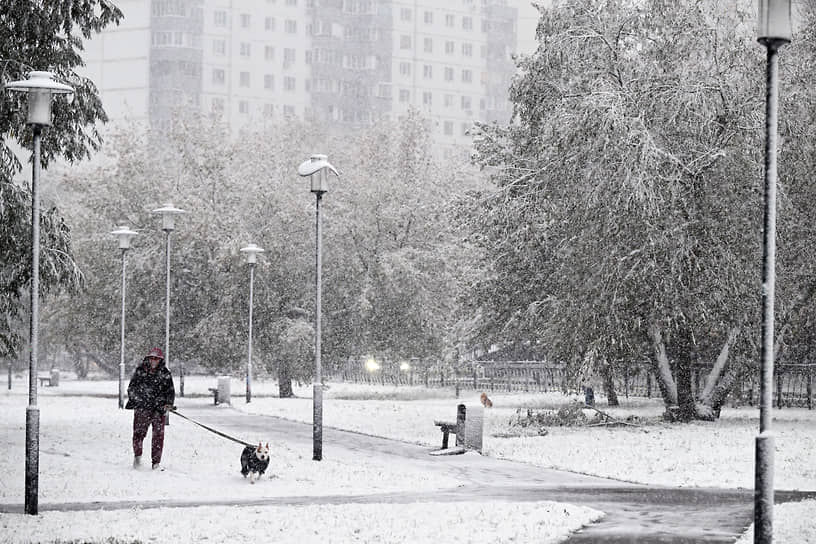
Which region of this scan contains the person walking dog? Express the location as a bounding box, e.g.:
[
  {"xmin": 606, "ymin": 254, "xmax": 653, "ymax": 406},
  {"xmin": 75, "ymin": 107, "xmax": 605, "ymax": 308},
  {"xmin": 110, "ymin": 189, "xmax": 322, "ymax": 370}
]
[{"xmin": 126, "ymin": 347, "xmax": 175, "ymax": 470}]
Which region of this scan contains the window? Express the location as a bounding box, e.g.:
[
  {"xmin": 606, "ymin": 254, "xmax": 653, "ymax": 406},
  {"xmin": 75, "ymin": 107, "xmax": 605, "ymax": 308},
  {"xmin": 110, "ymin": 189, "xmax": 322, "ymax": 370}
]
[
  {"xmin": 482, "ymin": 20, "xmax": 490, "ymax": 32},
  {"xmin": 305, "ymin": 50, "xmax": 312, "ymax": 63},
  {"xmin": 399, "ymin": 62, "xmax": 411, "ymax": 76},
  {"xmin": 445, "ymin": 41, "xmax": 454, "ymax": 54},
  {"xmin": 423, "ymin": 11, "xmax": 433, "ymax": 24},
  {"xmin": 239, "ymin": 100, "xmax": 249, "ymax": 114},
  {"xmin": 286, "ymin": 0, "xmax": 297, "ymax": 5},
  {"xmin": 444, "ymin": 67, "xmax": 454, "ymax": 81},
  {"xmin": 240, "ymin": 42, "xmax": 251, "ymax": 57},
  {"xmin": 265, "ymin": 46, "xmax": 275, "ymax": 60},
  {"xmin": 265, "ymin": 17, "xmax": 276, "ymax": 30},
  {"xmin": 461, "ymin": 95, "xmax": 472, "ymax": 110},
  {"xmin": 462, "ymin": 43, "xmax": 473, "ymax": 57},
  {"xmin": 240, "ymin": 71, "xmax": 250, "ymax": 87},
  {"xmin": 462, "ymin": 16, "xmax": 472, "ymax": 30},
  {"xmin": 423, "ymin": 64, "xmax": 432, "ymax": 79},
  {"xmin": 400, "ymin": 8, "xmax": 411, "ymax": 21},
  {"xmin": 284, "ymin": 76, "xmax": 296, "ymax": 91},
  {"xmin": 422, "ymin": 91, "xmax": 432, "ymax": 105},
  {"xmin": 462, "ymin": 69, "xmax": 472, "ymax": 83},
  {"xmin": 462, "ymin": 123, "xmax": 470, "ymax": 136},
  {"xmin": 445, "ymin": 14, "xmax": 454, "ymax": 27},
  {"xmin": 400, "ymin": 35, "xmax": 411, "ymax": 49},
  {"xmin": 212, "ymin": 68, "xmax": 225, "ymax": 84},
  {"xmin": 423, "ymin": 37, "xmax": 433, "ymax": 53},
  {"xmin": 264, "ymin": 103, "xmax": 274, "ymax": 115},
  {"xmin": 213, "ymin": 39, "xmax": 226, "ymax": 55},
  {"xmin": 264, "ymin": 74, "xmax": 274, "ymax": 89},
  {"xmin": 240, "ymin": 13, "xmax": 251, "ymax": 28},
  {"xmin": 285, "ymin": 19, "xmax": 297, "ymax": 33},
  {"xmin": 444, "ymin": 94, "xmax": 453, "ymax": 107},
  {"xmin": 214, "ymin": 10, "xmax": 226, "ymax": 26},
  {"xmin": 444, "ymin": 120, "xmax": 453, "ymax": 135},
  {"xmin": 212, "ymin": 97, "xmax": 224, "ymax": 113},
  {"xmin": 399, "ymin": 89, "xmax": 410, "ymax": 102},
  {"xmin": 284, "ymin": 48, "xmax": 296, "ymax": 66},
  {"xmin": 283, "ymin": 105, "xmax": 295, "ymax": 116}
]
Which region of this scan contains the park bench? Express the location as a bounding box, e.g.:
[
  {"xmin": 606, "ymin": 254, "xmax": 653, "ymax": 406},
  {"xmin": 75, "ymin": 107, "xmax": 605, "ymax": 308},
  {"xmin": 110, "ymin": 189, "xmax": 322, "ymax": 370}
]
[
  {"xmin": 38, "ymin": 376, "xmax": 52, "ymax": 387},
  {"xmin": 432, "ymin": 403, "xmax": 483, "ymax": 455}
]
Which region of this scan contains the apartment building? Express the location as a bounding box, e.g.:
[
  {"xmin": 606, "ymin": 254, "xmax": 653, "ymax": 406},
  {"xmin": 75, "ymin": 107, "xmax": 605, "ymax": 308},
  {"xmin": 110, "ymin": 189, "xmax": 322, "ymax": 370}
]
[{"xmin": 82, "ymin": 0, "xmax": 520, "ymax": 156}]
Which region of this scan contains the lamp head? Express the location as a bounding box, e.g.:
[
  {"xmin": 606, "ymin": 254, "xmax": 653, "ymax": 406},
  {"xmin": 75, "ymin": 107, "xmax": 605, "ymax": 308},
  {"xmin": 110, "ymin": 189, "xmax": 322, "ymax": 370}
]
[
  {"xmin": 151, "ymin": 202, "xmax": 186, "ymax": 231},
  {"xmin": 111, "ymin": 226, "xmax": 138, "ymax": 250},
  {"xmin": 297, "ymin": 154, "xmax": 339, "ymax": 194},
  {"xmin": 4, "ymin": 71, "xmax": 74, "ymax": 126},
  {"xmin": 240, "ymin": 243, "xmax": 265, "ymax": 264},
  {"xmin": 758, "ymin": 0, "xmax": 792, "ymax": 45}
]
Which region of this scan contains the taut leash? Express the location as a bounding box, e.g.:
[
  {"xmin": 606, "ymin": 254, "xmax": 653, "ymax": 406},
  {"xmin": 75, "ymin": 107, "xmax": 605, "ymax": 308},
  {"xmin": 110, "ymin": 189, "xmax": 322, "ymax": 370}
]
[{"xmin": 170, "ymin": 408, "xmax": 254, "ymax": 447}]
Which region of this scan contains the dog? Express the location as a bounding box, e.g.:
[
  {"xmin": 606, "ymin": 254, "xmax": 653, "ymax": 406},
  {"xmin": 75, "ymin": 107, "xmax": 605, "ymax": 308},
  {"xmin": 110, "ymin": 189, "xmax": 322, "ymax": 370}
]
[
  {"xmin": 480, "ymin": 392, "xmax": 493, "ymax": 408},
  {"xmin": 240, "ymin": 442, "xmax": 270, "ymax": 484}
]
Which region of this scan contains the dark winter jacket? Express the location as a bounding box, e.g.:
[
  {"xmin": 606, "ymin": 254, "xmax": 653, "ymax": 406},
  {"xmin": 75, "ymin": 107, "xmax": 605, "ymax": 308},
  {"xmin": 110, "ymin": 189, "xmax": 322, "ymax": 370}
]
[{"xmin": 125, "ymin": 358, "xmax": 175, "ymax": 412}]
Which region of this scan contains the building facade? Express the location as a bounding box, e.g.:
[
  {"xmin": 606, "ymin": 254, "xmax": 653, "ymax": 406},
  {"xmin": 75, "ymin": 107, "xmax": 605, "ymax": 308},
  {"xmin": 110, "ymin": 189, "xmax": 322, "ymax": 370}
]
[{"xmin": 82, "ymin": 0, "xmax": 520, "ymax": 156}]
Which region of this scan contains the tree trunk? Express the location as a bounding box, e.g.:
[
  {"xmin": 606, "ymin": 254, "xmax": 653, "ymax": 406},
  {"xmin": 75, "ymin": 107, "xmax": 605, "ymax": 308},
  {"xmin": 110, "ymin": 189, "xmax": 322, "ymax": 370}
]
[
  {"xmin": 671, "ymin": 327, "xmax": 696, "ymax": 422},
  {"xmin": 278, "ymin": 360, "xmax": 293, "ymax": 398},
  {"xmin": 601, "ymin": 363, "xmax": 619, "ymax": 406},
  {"xmin": 649, "ymin": 324, "xmax": 678, "ymax": 407}
]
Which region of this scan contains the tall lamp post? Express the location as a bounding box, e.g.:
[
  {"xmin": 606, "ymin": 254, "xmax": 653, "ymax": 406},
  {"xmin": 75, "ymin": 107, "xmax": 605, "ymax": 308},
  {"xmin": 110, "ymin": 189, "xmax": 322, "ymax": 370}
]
[
  {"xmin": 4, "ymin": 70, "xmax": 74, "ymax": 515},
  {"xmin": 152, "ymin": 203, "xmax": 185, "ymax": 397},
  {"xmin": 240, "ymin": 243, "xmax": 264, "ymax": 403},
  {"xmin": 112, "ymin": 226, "xmax": 138, "ymax": 409},
  {"xmin": 297, "ymin": 153, "xmax": 338, "ymax": 461},
  {"xmin": 755, "ymin": 2, "xmax": 791, "ymax": 543}
]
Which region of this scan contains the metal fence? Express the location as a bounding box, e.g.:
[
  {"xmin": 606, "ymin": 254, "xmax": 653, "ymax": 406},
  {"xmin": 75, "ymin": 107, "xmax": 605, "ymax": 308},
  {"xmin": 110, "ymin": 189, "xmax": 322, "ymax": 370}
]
[{"xmin": 329, "ymin": 360, "xmax": 816, "ymax": 409}]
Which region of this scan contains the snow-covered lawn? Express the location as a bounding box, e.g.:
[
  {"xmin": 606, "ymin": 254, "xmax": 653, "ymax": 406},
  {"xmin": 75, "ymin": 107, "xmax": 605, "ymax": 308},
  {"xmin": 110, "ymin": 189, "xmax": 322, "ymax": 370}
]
[
  {"xmin": 3, "ymin": 375, "xmax": 815, "ymax": 542},
  {"xmin": 0, "ymin": 378, "xmax": 602, "ymax": 543}
]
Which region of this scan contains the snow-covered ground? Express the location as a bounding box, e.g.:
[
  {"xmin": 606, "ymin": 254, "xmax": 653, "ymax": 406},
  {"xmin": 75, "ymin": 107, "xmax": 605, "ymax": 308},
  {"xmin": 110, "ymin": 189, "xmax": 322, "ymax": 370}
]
[{"xmin": 2, "ymin": 375, "xmax": 815, "ymax": 542}]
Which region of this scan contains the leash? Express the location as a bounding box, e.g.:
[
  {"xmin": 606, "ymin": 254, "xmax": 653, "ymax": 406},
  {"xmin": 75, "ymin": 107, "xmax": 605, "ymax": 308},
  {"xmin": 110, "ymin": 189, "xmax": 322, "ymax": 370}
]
[{"xmin": 170, "ymin": 408, "xmax": 254, "ymax": 448}]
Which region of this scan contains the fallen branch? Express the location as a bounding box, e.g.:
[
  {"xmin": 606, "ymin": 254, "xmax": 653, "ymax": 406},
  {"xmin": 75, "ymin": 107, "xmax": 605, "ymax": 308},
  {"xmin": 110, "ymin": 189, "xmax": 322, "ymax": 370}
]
[{"xmin": 583, "ymin": 404, "xmax": 641, "ymax": 427}]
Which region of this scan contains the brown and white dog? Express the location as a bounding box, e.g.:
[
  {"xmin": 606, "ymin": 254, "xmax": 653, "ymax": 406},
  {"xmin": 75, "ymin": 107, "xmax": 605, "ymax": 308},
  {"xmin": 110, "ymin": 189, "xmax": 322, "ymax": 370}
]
[
  {"xmin": 240, "ymin": 442, "xmax": 270, "ymax": 484},
  {"xmin": 480, "ymin": 392, "xmax": 493, "ymax": 408}
]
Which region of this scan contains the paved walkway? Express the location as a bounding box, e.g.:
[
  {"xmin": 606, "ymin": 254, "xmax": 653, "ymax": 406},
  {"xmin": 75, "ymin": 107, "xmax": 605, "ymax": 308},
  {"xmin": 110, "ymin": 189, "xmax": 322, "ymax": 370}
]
[{"xmin": 3, "ymin": 400, "xmax": 814, "ymax": 543}]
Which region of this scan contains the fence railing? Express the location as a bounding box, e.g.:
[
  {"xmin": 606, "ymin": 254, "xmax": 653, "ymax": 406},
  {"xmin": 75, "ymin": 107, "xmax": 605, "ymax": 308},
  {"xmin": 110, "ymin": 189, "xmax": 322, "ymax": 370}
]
[{"xmin": 329, "ymin": 360, "xmax": 816, "ymax": 409}]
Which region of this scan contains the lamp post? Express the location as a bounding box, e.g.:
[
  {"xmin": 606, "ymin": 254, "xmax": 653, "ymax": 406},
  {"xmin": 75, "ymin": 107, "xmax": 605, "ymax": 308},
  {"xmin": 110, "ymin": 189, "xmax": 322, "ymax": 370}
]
[
  {"xmin": 297, "ymin": 153, "xmax": 338, "ymax": 461},
  {"xmin": 240, "ymin": 243, "xmax": 264, "ymax": 403},
  {"xmin": 756, "ymin": 2, "xmax": 791, "ymax": 543},
  {"xmin": 152, "ymin": 203, "xmax": 185, "ymax": 397},
  {"xmin": 4, "ymin": 70, "xmax": 74, "ymax": 516},
  {"xmin": 112, "ymin": 226, "xmax": 137, "ymax": 409}
]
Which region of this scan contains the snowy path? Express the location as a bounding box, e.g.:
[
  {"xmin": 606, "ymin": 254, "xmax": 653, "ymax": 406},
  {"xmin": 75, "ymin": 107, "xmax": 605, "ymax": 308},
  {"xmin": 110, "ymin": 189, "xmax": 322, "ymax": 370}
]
[{"xmin": 4, "ymin": 399, "xmax": 812, "ymax": 542}]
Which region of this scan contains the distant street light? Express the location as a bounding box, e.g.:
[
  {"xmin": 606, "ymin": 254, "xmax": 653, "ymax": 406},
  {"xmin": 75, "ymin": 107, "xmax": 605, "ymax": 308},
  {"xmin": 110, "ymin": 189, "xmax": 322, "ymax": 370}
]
[
  {"xmin": 297, "ymin": 153, "xmax": 338, "ymax": 461},
  {"xmin": 365, "ymin": 357, "xmax": 380, "ymax": 373},
  {"xmin": 4, "ymin": 70, "xmax": 74, "ymax": 516},
  {"xmin": 755, "ymin": 2, "xmax": 791, "ymax": 543},
  {"xmin": 240, "ymin": 243, "xmax": 264, "ymax": 403},
  {"xmin": 111, "ymin": 226, "xmax": 138, "ymax": 409},
  {"xmin": 152, "ymin": 203, "xmax": 185, "ymax": 397}
]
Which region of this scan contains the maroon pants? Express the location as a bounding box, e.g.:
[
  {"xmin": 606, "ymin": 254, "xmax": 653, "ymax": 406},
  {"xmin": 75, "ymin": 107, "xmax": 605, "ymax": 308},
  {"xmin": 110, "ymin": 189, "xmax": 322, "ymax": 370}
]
[{"xmin": 132, "ymin": 409, "xmax": 166, "ymax": 465}]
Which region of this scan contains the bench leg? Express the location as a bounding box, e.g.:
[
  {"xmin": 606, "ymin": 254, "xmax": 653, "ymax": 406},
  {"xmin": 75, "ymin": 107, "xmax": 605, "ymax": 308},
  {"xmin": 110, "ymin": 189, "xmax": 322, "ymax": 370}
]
[{"xmin": 441, "ymin": 430, "xmax": 449, "ymax": 449}]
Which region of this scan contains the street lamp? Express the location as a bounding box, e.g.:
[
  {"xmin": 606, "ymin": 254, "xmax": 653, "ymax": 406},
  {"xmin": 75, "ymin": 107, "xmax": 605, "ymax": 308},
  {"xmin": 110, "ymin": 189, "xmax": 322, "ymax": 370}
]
[
  {"xmin": 240, "ymin": 243, "xmax": 264, "ymax": 403},
  {"xmin": 152, "ymin": 203, "xmax": 185, "ymax": 397},
  {"xmin": 756, "ymin": 2, "xmax": 791, "ymax": 543},
  {"xmin": 112, "ymin": 226, "xmax": 138, "ymax": 409},
  {"xmin": 4, "ymin": 70, "xmax": 74, "ymax": 516},
  {"xmin": 297, "ymin": 153, "xmax": 338, "ymax": 461}
]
